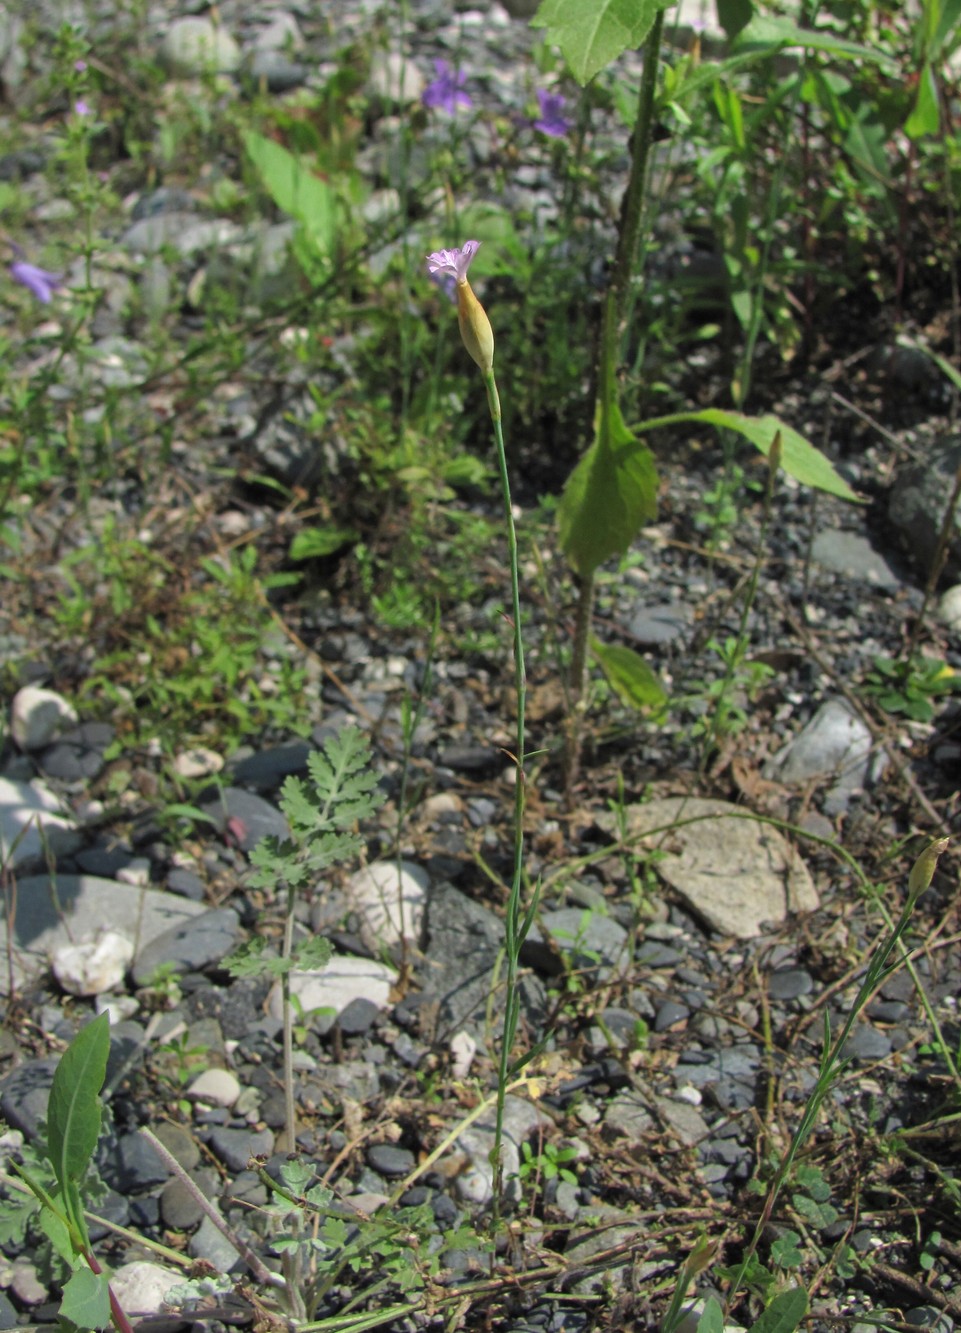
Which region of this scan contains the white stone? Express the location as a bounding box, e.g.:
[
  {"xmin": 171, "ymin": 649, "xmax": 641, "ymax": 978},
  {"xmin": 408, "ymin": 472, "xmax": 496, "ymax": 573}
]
[
  {"xmin": 10, "ymin": 686, "xmax": 77, "ymax": 751},
  {"xmin": 449, "ymin": 1030, "xmax": 477, "ymax": 1079},
  {"xmin": 599, "ymin": 797, "xmax": 818, "ymax": 940},
  {"xmin": 347, "ymin": 860, "xmax": 428, "ymax": 954},
  {"xmin": 269, "ymin": 955, "xmax": 398, "ymax": 1025},
  {"xmin": 96, "ymin": 994, "xmax": 140, "ymax": 1023},
  {"xmin": 172, "ymin": 747, "xmax": 224, "ymax": 780},
  {"xmin": 50, "ymin": 930, "xmax": 135, "ymax": 996},
  {"xmin": 110, "ymin": 1261, "xmax": 182, "ymax": 1317},
  {"xmin": 368, "ymin": 50, "xmax": 424, "ymax": 104},
  {"xmin": 159, "ymin": 18, "xmax": 242, "ymax": 76},
  {"xmin": 187, "ymin": 1068, "xmax": 241, "ymax": 1108},
  {"xmin": 940, "ymin": 584, "xmax": 961, "ymax": 630},
  {"xmin": 255, "ymin": 13, "xmax": 304, "ymax": 51},
  {"xmin": 0, "ymin": 776, "xmax": 79, "ymax": 869}
]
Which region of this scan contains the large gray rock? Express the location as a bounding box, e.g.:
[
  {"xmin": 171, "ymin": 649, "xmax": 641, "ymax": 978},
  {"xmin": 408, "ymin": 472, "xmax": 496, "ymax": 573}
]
[
  {"xmin": 1, "ymin": 875, "xmax": 206, "ymax": 993},
  {"xmin": 600, "ymin": 798, "xmax": 817, "ymax": 939},
  {"xmin": 888, "ymin": 440, "xmax": 961, "ymax": 579},
  {"xmin": 766, "ymin": 698, "xmax": 877, "ymax": 815},
  {"xmin": 0, "ymin": 776, "xmax": 79, "ymax": 871}
]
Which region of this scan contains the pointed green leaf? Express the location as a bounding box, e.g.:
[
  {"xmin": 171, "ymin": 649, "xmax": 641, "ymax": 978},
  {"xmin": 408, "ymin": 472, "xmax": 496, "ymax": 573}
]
[
  {"xmin": 532, "ymin": 0, "xmax": 673, "ymax": 85},
  {"xmin": 635, "ymin": 410, "xmax": 860, "ymax": 501},
  {"xmin": 558, "ymin": 401, "xmax": 659, "ymax": 578},
  {"xmin": 591, "ymin": 638, "xmax": 667, "ymax": 713},
  {"xmin": 696, "ymin": 1296, "xmax": 725, "ymax": 1333},
  {"xmin": 289, "ymin": 526, "xmax": 359, "ymax": 561},
  {"xmin": 734, "ymin": 15, "xmax": 897, "ymax": 69},
  {"xmin": 243, "ymin": 130, "xmax": 334, "ymax": 249},
  {"xmin": 746, "ymin": 1286, "xmax": 808, "ymax": 1333},
  {"xmin": 904, "ymin": 61, "xmax": 940, "ymax": 139},
  {"xmin": 61, "ymin": 1267, "xmax": 112, "ymax": 1331},
  {"xmin": 47, "ymin": 1014, "xmax": 110, "ymax": 1194}
]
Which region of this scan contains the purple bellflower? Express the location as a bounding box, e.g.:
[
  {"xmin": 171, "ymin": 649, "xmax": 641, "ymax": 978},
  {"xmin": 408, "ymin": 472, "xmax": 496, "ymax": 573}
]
[
  {"xmin": 426, "ymin": 240, "xmax": 493, "ymax": 374},
  {"xmin": 10, "ymin": 260, "xmax": 63, "ymax": 303},
  {"xmin": 422, "ymin": 59, "xmax": 472, "ymax": 113},
  {"xmin": 533, "ymin": 89, "xmax": 570, "ymax": 138}
]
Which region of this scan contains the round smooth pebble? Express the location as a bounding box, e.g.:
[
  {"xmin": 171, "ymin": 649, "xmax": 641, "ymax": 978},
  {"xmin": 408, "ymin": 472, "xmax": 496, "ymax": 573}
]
[
  {"xmin": 159, "ymin": 18, "xmax": 242, "ymax": 76},
  {"xmin": 11, "ymin": 686, "xmax": 77, "ymax": 751},
  {"xmin": 186, "ymin": 1068, "xmax": 241, "ymax": 1108}
]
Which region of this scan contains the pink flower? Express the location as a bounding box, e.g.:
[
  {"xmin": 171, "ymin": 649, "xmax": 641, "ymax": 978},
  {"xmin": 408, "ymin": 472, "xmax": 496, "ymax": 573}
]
[
  {"xmin": 425, "ymin": 239, "xmax": 481, "ymax": 286},
  {"xmin": 73, "ymin": 100, "xmax": 91, "ymax": 116}
]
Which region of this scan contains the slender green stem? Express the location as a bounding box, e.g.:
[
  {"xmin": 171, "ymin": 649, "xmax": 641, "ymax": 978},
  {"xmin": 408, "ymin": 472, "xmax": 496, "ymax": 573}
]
[
  {"xmin": 564, "ymin": 14, "xmax": 664, "ymax": 803},
  {"xmin": 483, "ymin": 369, "xmax": 528, "ymax": 1221}
]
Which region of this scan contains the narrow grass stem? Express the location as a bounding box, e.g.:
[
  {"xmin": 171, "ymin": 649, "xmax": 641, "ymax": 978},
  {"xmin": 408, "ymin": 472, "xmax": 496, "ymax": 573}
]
[
  {"xmin": 483, "ymin": 368, "xmax": 529, "ymax": 1222},
  {"xmin": 721, "ymin": 838, "xmax": 949, "ymax": 1319}
]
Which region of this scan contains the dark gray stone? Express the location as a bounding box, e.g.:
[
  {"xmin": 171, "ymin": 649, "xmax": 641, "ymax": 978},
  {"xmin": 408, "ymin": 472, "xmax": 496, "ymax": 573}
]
[
  {"xmin": 200, "ymin": 787, "xmax": 288, "ymax": 851},
  {"xmin": 103, "ymin": 1130, "xmax": 168, "ymax": 1191},
  {"xmin": 889, "ymin": 441, "xmax": 961, "ymax": 578},
  {"xmin": 366, "ymin": 1143, "xmax": 415, "ymax": 1177},
  {"xmin": 841, "ymin": 1025, "xmax": 893, "ymax": 1061},
  {"xmin": 337, "ymin": 997, "xmax": 380, "ymax": 1035},
  {"xmin": 768, "ymin": 968, "xmax": 814, "ymax": 1000},
  {"xmin": 0, "ymin": 1058, "xmax": 58, "ymax": 1138},
  {"xmin": 422, "ymin": 882, "xmax": 546, "ymax": 1040},
  {"xmin": 207, "ymin": 1126, "xmax": 274, "ymax": 1173},
  {"xmin": 132, "ymin": 907, "xmax": 241, "ymax": 985},
  {"xmin": 654, "ymin": 1001, "xmax": 690, "ymax": 1032}
]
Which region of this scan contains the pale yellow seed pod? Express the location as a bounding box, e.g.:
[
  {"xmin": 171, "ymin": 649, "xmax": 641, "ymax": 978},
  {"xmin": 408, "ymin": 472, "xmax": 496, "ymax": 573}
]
[{"xmin": 456, "ymin": 278, "xmax": 494, "ymax": 374}]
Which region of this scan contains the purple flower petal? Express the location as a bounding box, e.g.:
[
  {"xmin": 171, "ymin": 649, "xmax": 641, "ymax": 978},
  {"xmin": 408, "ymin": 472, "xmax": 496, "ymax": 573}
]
[
  {"xmin": 422, "ymin": 58, "xmax": 472, "ymax": 114},
  {"xmin": 533, "ymin": 89, "xmax": 570, "ymax": 138},
  {"xmin": 10, "ymin": 260, "xmax": 63, "ymax": 303},
  {"xmin": 425, "ymin": 240, "xmax": 481, "ymax": 286}
]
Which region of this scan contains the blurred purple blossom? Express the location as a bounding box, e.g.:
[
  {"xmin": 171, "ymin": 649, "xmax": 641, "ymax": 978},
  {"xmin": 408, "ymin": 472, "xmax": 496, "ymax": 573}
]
[
  {"xmin": 422, "ymin": 59, "xmax": 472, "ymax": 113},
  {"xmin": 10, "ymin": 260, "xmax": 63, "ymax": 303},
  {"xmin": 73, "ymin": 99, "xmax": 91, "ymax": 116},
  {"xmin": 533, "ymin": 89, "xmax": 570, "ymax": 138},
  {"xmin": 74, "ymin": 59, "xmax": 87, "ymax": 71}
]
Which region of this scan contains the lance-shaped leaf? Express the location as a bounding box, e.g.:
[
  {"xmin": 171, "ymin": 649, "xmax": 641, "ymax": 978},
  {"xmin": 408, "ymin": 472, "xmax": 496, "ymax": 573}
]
[
  {"xmin": 48, "ymin": 1013, "xmax": 110, "ymax": 1195},
  {"xmin": 591, "ymin": 638, "xmax": 667, "ymax": 713},
  {"xmin": 558, "ymin": 400, "xmax": 658, "ymax": 579}
]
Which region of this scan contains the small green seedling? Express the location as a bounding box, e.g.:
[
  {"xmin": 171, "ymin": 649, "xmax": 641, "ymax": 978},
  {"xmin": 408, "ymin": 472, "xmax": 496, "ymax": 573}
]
[{"xmin": 10, "ymin": 1014, "xmax": 133, "ymax": 1333}]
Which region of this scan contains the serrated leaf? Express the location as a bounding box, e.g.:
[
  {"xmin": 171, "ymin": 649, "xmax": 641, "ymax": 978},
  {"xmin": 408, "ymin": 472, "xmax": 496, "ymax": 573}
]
[
  {"xmin": 37, "ymin": 1190, "xmax": 75, "ymax": 1264},
  {"xmin": 558, "ymin": 400, "xmax": 659, "ymax": 578},
  {"xmin": 61, "ymin": 1267, "xmax": 112, "ymax": 1330},
  {"xmin": 591, "ymin": 638, "xmax": 667, "ymax": 712},
  {"xmin": 289, "ymin": 526, "xmax": 359, "ymax": 562},
  {"xmin": 47, "ymin": 1015, "xmax": 110, "ymax": 1196},
  {"xmin": 746, "ymin": 1285, "xmax": 808, "ymax": 1333},
  {"xmin": 532, "ymin": 0, "xmax": 673, "ymax": 85},
  {"xmin": 292, "ymin": 936, "xmax": 333, "ymax": 971}
]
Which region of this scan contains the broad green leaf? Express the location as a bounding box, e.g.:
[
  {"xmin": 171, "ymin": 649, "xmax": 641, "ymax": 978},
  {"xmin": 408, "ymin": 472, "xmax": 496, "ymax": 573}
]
[
  {"xmin": 746, "ymin": 1286, "xmax": 808, "ymax": 1333},
  {"xmin": 61, "ymin": 1267, "xmax": 112, "ymax": 1331},
  {"xmin": 591, "ymin": 638, "xmax": 667, "ymax": 712},
  {"xmin": 634, "ymin": 409, "xmax": 860, "ymax": 501},
  {"xmin": 36, "ymin": 1190, "xmax": 74, "ymax": 1264},
  {"xmin": 532, "ymin": 0, "xmax": 673, "ymax": 85},
  {"xmin": 243, "ymin": 130, "xmax": 334, "ymax": 249},
  {"xmin": 558, "ymin": 401, "xmax": 659, "ymax": 578},
  {"xmin": 47, "ymin": 1014, "xmax": 110, "ymax": 1194},
  {"xmin": 734, "ymin": 15, "xmax": 898, "ymax": 70},
  {"xmin": 696, "ymin": 1296, "xmax": 725, "ymax": 1333},
  {"xmin": 905, "ymin": 61, "xmax": 941, "ymax": 139},
  {"xmin": 289, "ymin": 526, "xmax": 358, "ymax": 561}
]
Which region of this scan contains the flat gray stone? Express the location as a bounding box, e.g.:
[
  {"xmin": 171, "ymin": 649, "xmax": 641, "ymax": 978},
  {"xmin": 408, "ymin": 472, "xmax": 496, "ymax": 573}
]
[
  {"xmin": 766, "ymin": 699, "xmax": 876, "ymax": 814},
  {"xmin": 1, "ymin": 875, "xmax": 207, "ymax": 993},
  {"xmin": 603, "ymin": 798, "xmax": 817, "ymax": 939},
  {"xmin": 0, "ymin": 776, "xmax": 80, "ymax": 871},
  {"xmin": 132, "ymin": 907, "xmax": 241, "ymax": 985},
  {"xmin": 811, "ymin": 529, "xmax": 900, "ymax": 589}
]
